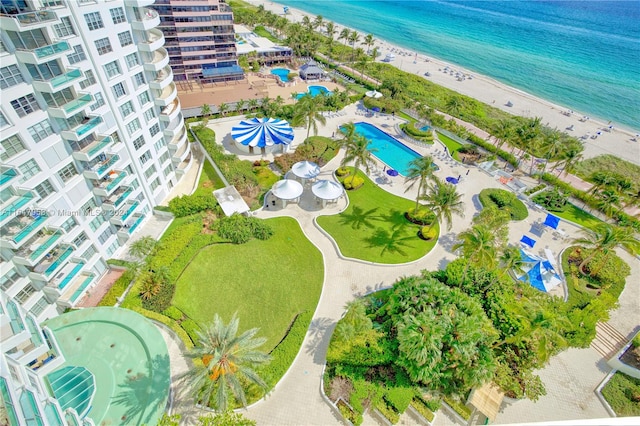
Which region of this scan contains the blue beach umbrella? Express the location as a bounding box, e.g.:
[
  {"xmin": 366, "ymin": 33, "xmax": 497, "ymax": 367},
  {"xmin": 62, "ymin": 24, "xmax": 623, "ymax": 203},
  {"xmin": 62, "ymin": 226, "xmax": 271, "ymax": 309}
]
[{"xmin": 231, "ymin": 117, "xmax": 294, "ymax": 148}]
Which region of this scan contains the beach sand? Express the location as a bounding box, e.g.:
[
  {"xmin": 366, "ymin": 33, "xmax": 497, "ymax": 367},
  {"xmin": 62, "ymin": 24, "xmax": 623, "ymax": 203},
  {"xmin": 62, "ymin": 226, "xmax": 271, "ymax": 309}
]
[{"xmin": 247, "ymin": 0, "xmax": 640, "ymax": 166}]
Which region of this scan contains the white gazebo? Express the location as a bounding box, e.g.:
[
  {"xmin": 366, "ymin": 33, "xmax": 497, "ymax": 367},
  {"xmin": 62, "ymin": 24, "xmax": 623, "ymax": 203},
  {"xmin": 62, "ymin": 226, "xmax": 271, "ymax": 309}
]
[
  {"xmin": 291, "ymin": 160, "xmax": 320, "ymax": 183},
  {"xmin": 270, "ymin": 179, "xmax": 303, "ymax": 207},
  {"xmin": 231, "ymin": 117, "xmax": 294, "ymax": 155},
  {"xmin": 365, "ymin": 90, "xmax": 383, "ymax": 98},
  {"xmin": 312, "ymin": 180, "xmax": 344, "ymax": 207}
]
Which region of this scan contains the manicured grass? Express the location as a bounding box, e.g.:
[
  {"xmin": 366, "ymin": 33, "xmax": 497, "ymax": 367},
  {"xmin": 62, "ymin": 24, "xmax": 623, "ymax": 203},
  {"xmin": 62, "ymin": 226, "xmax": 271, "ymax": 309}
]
[
  {"xmin": 601, "ymin": 371, "xmax": 640, "ymax": 417},
  {"xmin": 317, "ymin": 169, "xmax": 438, "ymax": 263},
  {"xmin": 553, "ymin": 202, "xmax": 604, "ymax": 230},
  {"xmin": 193, "ymin": 160, "xmax": 226, "ymax": 198},
  {"xmin": 254, "ymin": 164, "xmax": 279, "ymax": 189},
  {"xmin": 478, "ymin": 188, "xmax": 528, "ymax": 221},
  {"xmin": 173, "ymin": 217, "xmax": 323, "ymax": 351},
  {"xmin": 436, "ymin": 132, "xmax": 463, "ymax": 161},
  {"xmin": 398, "ymin": 111, "xmax": 417, "ymax": 123},
  {"xmin": 253, "ymin": 26, "xmax": 280, "ymax": 43},
  {"xmin": 573, "ymin": 154, "xmax": 640, "ymax": 190}
]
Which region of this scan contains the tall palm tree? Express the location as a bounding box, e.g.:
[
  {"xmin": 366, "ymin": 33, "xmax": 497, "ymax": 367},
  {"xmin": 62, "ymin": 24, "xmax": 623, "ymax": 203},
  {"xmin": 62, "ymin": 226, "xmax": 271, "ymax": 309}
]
[
  {"xmin": 363, "ymin": 33, "xmax": 375, "ymax": 54},
  {"xmin": 301, "ymin": 16, "xmax": 313, "ymax": 32},
  {"xmin": 325, "ymin": 22, "xmax": 337, "ymax": 54},
  {"xmin": 538, "ymin": 129, "xmax": 564, "ymax": 179},
  {"xmin": 293, "ymin": 94, "xmax": 326, "ymax": 139},
  {"xmin": 355, "ymin": 48, "xmax": 368, "ymax": 77},
  {"xmin": 338, "ymin": 28, "xmax": 350, "ymax": 46},
  {"xmin": 492, "ymin": 118, "xmax": 515, "ymax": 152},
  {"xmin": 573, "ymin": 224, "xmax": 638, "ymax": 276},
  {"xmin": 128, "ymin": 236, "xmax": 159, "ymax": 260},
  {"xmin": 313, "ymin": 15, "xmax": 324, "ymax": 30},
  {"xmin": 247, "ymin": 98, "xmax": 258, "ymax": 112},
  {"xmin": 555, "ymin": 142, "xmax": 584, "ymax": 176},
  {"xmin": 218, "ymin": 103, "xmax": 229, "ymax": 117},
  {"xmin": 404, "ymin": 156, "xmax": 437, "ymax": 212},
  {"xmin": 182, "ymin": 313, "xmax": 271, "ymax": 412},
  {"xmin": 499, "ymin": 245, "xmax": 525, "ymax": 277},
  {"xmin": 453, "ymin": 225, "xmax": 497, "ymax": 282},
  {"xmin": 421, "ymin": 178, "xmax": 465, "ymax": 233},
  {"xmin": 348, "ymin": 31, "xmax": 360, "ymax": 62},
  {"xmin": 340, "ymin": 124, "xmax": 375, "ymax": 179},
  {"xmin": 235, "ymin": 99, "xmax": 246, "ymax": 113},
  {"xmin": 139, "ymin": 265, "xmax": 170, "ymax": 300}
]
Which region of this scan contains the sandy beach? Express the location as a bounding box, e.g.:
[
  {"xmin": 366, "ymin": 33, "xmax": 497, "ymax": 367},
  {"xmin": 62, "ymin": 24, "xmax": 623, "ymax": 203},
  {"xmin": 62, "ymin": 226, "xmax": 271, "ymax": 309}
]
[{"xmin": 246, "ymin": 0, "xmax": 640, "ymax": 166}]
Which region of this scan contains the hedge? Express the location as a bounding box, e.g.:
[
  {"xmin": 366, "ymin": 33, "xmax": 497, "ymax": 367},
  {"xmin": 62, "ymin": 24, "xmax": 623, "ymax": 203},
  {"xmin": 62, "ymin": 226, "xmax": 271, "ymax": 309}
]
[
  {"xmin": 443, "ymin": 396, "xmax": 471, "ymax": 420},
  {"xmin": 375, "ymin": 400, "xmax": 400, "ymax": 424},
  {"xmin": 410, "ymin": 398, "xmax": 435, "ymax": 422},
  {"xmin": 106, "ymin": 259, "xmax": 135, "ymax": 268},
  {"xmin": 478, "ymin": 188, "xmax": 528, "ymax": 220},
  {"xmin": 601, "ymin": 372, "xmax": 640, "ymax": 417},
  {"xmin": 385, "ymin": 387, "xmax": 414, "ymax": 413},
  {"xmin": 466, "ymin": 134, "xmax": 519, "ymax": 168},
  {"xmin": 163, "ymin": 306, "xmax": 184, "ymax": 321},
  {"xmin": 181, "ymin": 318, "xmax": 202, "ymax": 344},
  {"xmin": 129, "ymin": 306, "xmax": 194, "ymax": 349},
  {"xmin": 97, "ymin": 269, "xmax": 135, "ymax": 307},
  {"xmin": 168, "ymin": 194, "xmax": 219, "ymax": 218}
]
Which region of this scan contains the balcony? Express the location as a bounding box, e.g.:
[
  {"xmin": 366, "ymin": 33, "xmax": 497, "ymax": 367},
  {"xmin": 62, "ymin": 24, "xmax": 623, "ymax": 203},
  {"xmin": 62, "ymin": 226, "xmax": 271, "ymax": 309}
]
[
  {"xmin": 118, "ymin": 214, "xmax": 145, "ymax": 239},
  {"xmin": 82, "ymin": 154, "xmax": 120, "ymax": 180},
  {"xmin": 31, "ymin": 68, "xmax": 83, "ymax": 93},
  {"xmin": 0, "ymin": 168, "xmax": 18, "ymax": 187},
  {"xmin": 1, "ymin": 213, "xmax": 48, "ymax": 247},
  {"xmin": 60, "ymin": 273, "xmax": 95, "ymax": 307},
  {"xmin": 12, "ymin": 230, "xmax": 63, "ymax": 267},
  {"xmin": 92, "ymin": 170, "xmax": 127, "ymax": 197},
  {"xmin": 29, "ymin": 245, "xmax": 73, "ymax": 282},
  {"xmin": 47, "ymin": 93, "xmax": 93, "ymax": 119},
  {"xmin": 61, "ymin": 116, "xmax": 103, "ymax": 142},
  {"xmin": 159, "ymin": 98, "xmax": 180, "ymax": 123},
  {"xmin": 143, "ymin": 47, "xmax": 169, "ymax": 72},
  {"xmin": 176, "ymin": 152, "xmax": 193, "ymax": 176},
  {"xmin": 71, "ymin": 136, "xmax": 112, "ymax": 162},
  {"xmin": 154, "ymin": 82, "xmax": 177, "ymax": 107},
  {"xmin": 102, "ymin": 186, "xmax": 132, "ymax": 210},
  {"xmin": 168, "ymin": 127, "xmax": 187, "ymax": 151},
  {"xmin": 163, "ymin": 117, "xmax": 183, "ymax": 140},
  {"xmin": 0, "ymin": 10, "xmax": 57, "ymax": 31},
  {"xmin": 0, "ymin": 191, "xmax": 36, "ymax": 225},
  {"xmin": 49, "ymin": 261, "xmax": 85, "ymax": 291},
  {"xmin": 131, "ymin": 8, "xmax": 160, "ymax": 31},
  {"xmin": 110, "ymin": 200, "xmax": 140, "ymax": 226},
  {"xmin": 138, "ymin": 28, "xmax": 165, "ymax": 53},
  {"xmin": 172, "ymin": 138, "xmax": 190, "ymax": 163},
  {"xmin": 14, "ymin": 40, "xmax": 70, "ymax": 64},
  {"xmin": 149, "ymin": 66, "xmax": 172, "ymax": 90}
]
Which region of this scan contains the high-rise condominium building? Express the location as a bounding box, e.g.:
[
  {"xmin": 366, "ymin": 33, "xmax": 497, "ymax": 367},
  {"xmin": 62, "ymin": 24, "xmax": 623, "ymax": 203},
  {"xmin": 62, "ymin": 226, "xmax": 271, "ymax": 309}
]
[
  {"xmin": 0, "ymin": 0, "xmax": 192, "ymax": 324},
  {"xmin": 151, "ymin": 0, "xmax": 243, "ymax": 83}
]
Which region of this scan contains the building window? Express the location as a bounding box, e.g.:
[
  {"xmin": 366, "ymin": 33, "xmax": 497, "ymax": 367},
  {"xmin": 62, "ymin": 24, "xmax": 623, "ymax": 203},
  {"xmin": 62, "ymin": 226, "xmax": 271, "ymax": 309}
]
[
  {"xmin": 104, "ymin": 61, "xmax": 121, "ymax": 79},
  {"xmin": 84, "ymin": 12, "xmax": 104, "ymax": 31},
  {"xmin": 58, "ymin": 162, "xmax": 78, "ymax": 183},
  {"xmin": 18, "ymin": 159, "xmax": 41, "ymax": 180},
  {"xmin": 143, "ymin": 108, "xmax": 155, "ymax": 122},
  {"xmin": 10, "ymin": 94, "xmax": 39, "ymax": 117},
  {"xmin": 28, "ymin": 120, "xmax": 54, "ymax": 143},
  {"xmin": 139, "ymin": 150, "xmax": 151, "ymax": 165},
  {"xmin": 0, "ymin": 111, "xmax": 9, "ymax": 128},
  {"xmin": 133, "ymin": 72, "xmax": 145, "ymax": 88},
  {"xmin": 132, "ymin": 136, "xmax": 145, "ymax": 151},
  {"xmin": 54, "ymin": 17, "xmax": 75, "ymax": 38},
  {"xmin": 126, "ymin": 119, "xmax": 141, "ymax": 136},
  {"xmin": 112, "ymin": 82, "xmax": 126, "ymax": 99},
  {"xmin": 60, "ymin": 217, "xmax": 77, "ymax": 233},
  {"xmin": 80, "ymin": 70, "xmax": 97, "ymax": 89},
  {"xmin": 144, "ymin": 165, "xmax": 156, "ymax": 179},
  {"xmin": 110, "ymin": 7, "xmax": 126, "ymax": 25},
  {"xmin": 67, "ymin": 45, "xmax": 86, "ymax": 64},
  {"xmin": 118, "ymin": 31, "xmax": 133, "ymax": 47},
  {"xmin": 1, "ymin": 135, "xmax": 25, "ymax": 161},
  {"xmin": 72, "ymin": 232, "xmax": 88, "ymax": 248},
  {"xmin": 0, "ymin": 65, "xmax": 24, "ymax": 89},
  {"xmin": 149, "ymin": 124, "xmax": 160, "ymax": 137},
  {"xmin": 34, "ymin": 179, "xmax": 55, "ymax": 199},
  {"xmin": 154, "ymin": 138, "xmax": 166, "ymax": 152},
  {"xmin": 94, "ymin": 37, "xmax": 112, "ymax": 55},
  {"xmin": 98, "ymin": 227, "xmax": 115, "ymax": 244},
  {"xmin": 111, "ymin": 131, "xmax": 121, "ymax": 144},
  {"xmin": 138, "ymin": 91, "xmax": 150, "ymax": 106},
  {"xmin": 90, "ymin": 92, "xmax": 105, "ymax": 111},
  {"xmin": 159, "ymin": 152, "xmax": 170, "ymax": 164},
  {"xmin": 89, "ymin": 214, "xmax": 105, "ymax": 231},
  {"xmin": 106, "ymin": 241, "xmax": 119, "ymax": 256},
  {"xmin": 30, "ymin": 297, "xmax": 49, "ymax": 317},
  {"xmin": 15, "ymin": 284, "xmax": 36, "ymax": 304},
  {"xmin": 119, "ymin": 101, "xmax": 134, "ymax": 118},
  {"xmin": 125, "ymin": 53, "xmax": 140, "ymax": 70},
  {"xmin": 150, "ymin": 177, "xmax": 161, "ymax": 191},
  {"xmin": 82, "ymin": 245, "xmax": 98, "ymax": 261}
]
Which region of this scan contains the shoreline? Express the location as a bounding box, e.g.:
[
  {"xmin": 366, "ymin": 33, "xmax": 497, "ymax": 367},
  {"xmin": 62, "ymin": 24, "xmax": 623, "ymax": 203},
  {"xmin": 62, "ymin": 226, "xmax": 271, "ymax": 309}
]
[{"xmin": 246, "ymin": 0, "xmax": 640, "ymax": 166}]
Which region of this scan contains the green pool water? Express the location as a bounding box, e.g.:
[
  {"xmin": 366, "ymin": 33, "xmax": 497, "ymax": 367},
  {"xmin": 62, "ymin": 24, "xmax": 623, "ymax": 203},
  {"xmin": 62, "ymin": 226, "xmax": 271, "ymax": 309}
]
[{"xmin": 44, "ymin": 308, "xmax": 170, "ymax": 426}]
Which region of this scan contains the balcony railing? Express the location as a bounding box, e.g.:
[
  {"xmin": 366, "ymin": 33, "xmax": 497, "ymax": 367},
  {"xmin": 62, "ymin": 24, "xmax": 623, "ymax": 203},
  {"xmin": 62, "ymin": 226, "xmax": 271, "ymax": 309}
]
[
  {"xmin": 4, "ymin": 214, "xmax": 48, "ymax": 244},
  {"xmin": 120, "ymin": 201, "xmax": 139, "ymax": 223},
  {"xmin": 56, "ymin": 262, "xmax": 85, "ymax": 290},
  {"xmin": 128, "ymin": 215, "xmax": 145, "ymax": 234},
  {"xmin": 33, "ymin": 41, "xmax": 70, "ymax": 59},
  {"xmin": 59, "ymin": 93, "xmax": 92, "ymax": 115},
  {"xmin": 0, "ymin": 168, "xmax": 18, "ymax": 186},
  {"xmin": 109, "ymin": 187, "xmax": 133, "ymax": 208},
  {"xmin": 33, "ymin": 245, "xmax": 73, "ymax": 277},
  {"xmin": 0, "ymin": 10, "xmax": 57, "ymax": 27},
  {"xmin": 69, "ymin": 274, "xmax": 95, "ymax": 304},
  {"xmin": 94, "ymin": 154, "xmax": 120, "ymax": 176},
  {"xmin": 0, "ymin": 192, "xmax": 35, "ymax": 222}
]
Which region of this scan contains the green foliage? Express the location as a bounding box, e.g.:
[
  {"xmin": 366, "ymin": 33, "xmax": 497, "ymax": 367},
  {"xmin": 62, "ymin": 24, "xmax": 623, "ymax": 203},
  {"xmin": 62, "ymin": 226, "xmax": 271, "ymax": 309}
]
[
  {"xmin": 572, "ymin": 154, "xmax": 640, "ymax": 191},
  {"xmin": 337, "ymin": 400, "xmax": 361, "ymax": 425},
  {"xmin": 385, "ymin": 386, "xmax": 414, "ymax": 413},
  {"xmin": 405, "ymin": 207, "xmax": 436, "ymax": 225},
  {"xmin": 524, "ymin": 183, "xmax": 546, "ymax": 195},
  {"xmin": 336, "ymin": 167, "xmax": 350, "ymax": 177},
  {"xmin": 401, "ymin": 123, "xmax": 433, "ymax": 141},
  {"xmin": 601, "ymin": 372, "xmax": 640, "ymax": 417},
  {"xmin": 349, "ymin": 379, "xmax": 384, "ymax": 418},
  {"xmin": 633, "ymin": 334, "xmax": 640, "ymax": 349},
  {"xmin": 419, "ymin": 226, "xmax": 438, "ymax": 240},
  {"xmin": 163, "ymin": 306, "xmax": 184, "ymax": 321},
  {"xmin": 213, "ymin": 214, "xmax": 274, "ymax": 244},
  {"xmin": 410, "ymin": 398, "xmax": 435, "ymax": 422},
  {"xmin": 106, "ymin": 258, "xmax": 135, "ymax": 268},
  {"xmin": 97, "ymin": 269, "xmax": 135, "ymax": 307},
  {"xmin": 141, "ymin": 280, "xmax": 174, "ymax": 313},
  {"xmin": 129, "ymin": 306, "xmax": 194, "ymax": 349},
  {"xmin": 156, "ymin": 413, "xmax": 181, "ymax": 426},
  {"xmin": 181, "ymin": 319, "xmax": 202, "ymax": 344},
  {"xmin": 478, "ymin": 188, "xmax": 529, "ymax": 220},
  {"xmin": 343, "ymin": 175, "xmax": 364, "ymax": 190},
  {"xmin": 168, "ymin": 194, "xmax": 219, "ymax": 218},
  {"xmin": 531, "ymin": 188, "xmax": 568, "ymax": 212},
  {"xmin": 198, "ymin": 411, "xmax": 256, "ymax": 426},
  {"xmin": 147, "ymin": 216, "xmax": 202, "ymax": 273},
  {"xmin": 443, "ymin": 396, "xmax": 472, "ymax": 420},
  {"xmin": 375, "ymin": 400, "xmax": 400, "ymax": 424}
]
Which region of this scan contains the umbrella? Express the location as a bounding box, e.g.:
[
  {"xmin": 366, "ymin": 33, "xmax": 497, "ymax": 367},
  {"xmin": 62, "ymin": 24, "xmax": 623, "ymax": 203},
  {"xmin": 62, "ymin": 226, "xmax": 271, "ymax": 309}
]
[
  {"xmin": 291, "ymin": 161, "xmax": 320, "ymax": 179},
  {"xmin": 446, "ymin": 176, "xmax": 459, "ymax": 185},
  {"xmin": 543, "ymin": 214, "xmax": 560, "ymax": 230},
  {"xmin": 231, "ymin": 117, "xmax": 294, "ymax": 148},
  {"xmin": 312, "ymin": 180, "xmax": 344, "ymax": 200},
  {"xmin": 520, "ymin": 235, "xmax": 536, "ymax": 249},
  {"xmin": 371, "ymin": 107, "xmax": 381, "ymax": 112},
  {"xmin": 517, "ymin": 249, "xmax": 561, "ymax": 292},
  {"xmin": 271, "ymin": 179, "xmax": 303, "ymax": 200},
  {"xmin": 386, "ymin": 169, "xmax": 399, "ymax": 177},
  {"xmin": 365, "ymin": 90, "xmax": 383, "ymax": 98}
]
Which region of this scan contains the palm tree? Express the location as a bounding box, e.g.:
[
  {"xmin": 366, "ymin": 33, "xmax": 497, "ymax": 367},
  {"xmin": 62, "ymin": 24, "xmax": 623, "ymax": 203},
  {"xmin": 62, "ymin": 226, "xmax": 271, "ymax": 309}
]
[
  {"xmin": 348, "ymin": 31, "xmax": 360, "ymax": 62},
  {"xmin": 293, "ymin": 94, "xmax": 326, "ymax": 139},
  {"xmin": 340, "ymin": 123, "xmax": 376, "ymax": 179},
  {"xmin": 218, "ymin": 103, "xmax": 229, "ymax": 117},
  {"xmin": 338, "ymin": 28, "xmax": 350, "ymax": 46},
  {"xmin": 421, "ymin": 178, "xmax": 465, "ymax": 233},
  {"xmin": 363, "ymin": 33, "xmax": 375, "ymax": 54},
  {"xmin": 247, "ymin": 98, "xmax": 258, "ymax": 112},
  {"xmin": 301, "ymin": 16, "xmax": 313, "ymax": 32},
  {"xmin": 499, "ymin": 245, "xmax": 525, "ymax": 277},
  {"xmin": 538, "ymin": 129, "xmax": 564, "ymax": 179},
  {"xmin": 492, "ymin": 118, "xmax": 514, "ymax": 152},
  {"xmin": 182, "ymin": 313, "xmax": 271, "ymax": 412},
  {"xmin": 200, "ymin": 104, "xmax": 212, "ymax": 126},
  {"xmin": 573, "ymin": 224, "xmax": 638, "ymax": 276},
  {"xmin": 128, "ymin": 236, "xmax": 158, "ymax": 261},
  {"xmin": 454, "ymin": 225, "xmax": 497, "ymax": 282},
  {"xmin": 313, "ymin": 15, "xmax": 323, "ymax": 30},
  {"xmin": 324, "ymin": 22, "xmax": 337, "ymax": 54},
  {"xmin": 555, "ymin": 142, "xmax": 584, "ymax": 176},
  {"xmin": 139, "ymin": 277, "xmax": 160, "ymax": 300},
  {"xmin": 138, "ymin": 266, "xmax": 169, "ymax": 300},
  {"xmin": 235, "ymin": 99, "xmax": 246, "ymax": 113},
  {"xmin": 404, "ymin": 156, "xmax": 437, "ymax": 212},
  {"xmin": 355, "ymin": 48, "xmax": 369, "ymax": 77}
]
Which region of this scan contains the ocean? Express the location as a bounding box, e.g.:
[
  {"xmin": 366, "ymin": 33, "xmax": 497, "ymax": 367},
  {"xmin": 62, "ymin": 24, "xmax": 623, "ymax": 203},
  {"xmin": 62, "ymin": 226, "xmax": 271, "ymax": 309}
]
[{"xmin": 274, "ymin": 0, "xmax": 640, "ymax": 131}]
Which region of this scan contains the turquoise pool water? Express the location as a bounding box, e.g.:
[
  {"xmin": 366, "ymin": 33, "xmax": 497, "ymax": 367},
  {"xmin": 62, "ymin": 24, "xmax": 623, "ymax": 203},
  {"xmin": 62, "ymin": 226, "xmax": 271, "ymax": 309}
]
[
  {"xmin": 420, "ymin": 125, "xmax": 431, "ymax": 132},
  {"xmin": 270, "ymin": 68, "xmax": 290, "ymax": 82},
  {"xmin": 353, "ymin": 122, "xmax": 427, "ymax": 176},
  {"xmin": 296, "ymin": 85, "xmax": 331, "ymax": 99}
]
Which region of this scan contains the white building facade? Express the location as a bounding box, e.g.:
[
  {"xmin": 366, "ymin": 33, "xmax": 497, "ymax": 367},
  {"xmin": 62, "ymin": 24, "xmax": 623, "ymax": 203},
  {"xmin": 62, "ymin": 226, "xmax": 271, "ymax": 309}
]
[{"xmin": 0, "ymin": 1, "xmax": 190, "ymax": 422}]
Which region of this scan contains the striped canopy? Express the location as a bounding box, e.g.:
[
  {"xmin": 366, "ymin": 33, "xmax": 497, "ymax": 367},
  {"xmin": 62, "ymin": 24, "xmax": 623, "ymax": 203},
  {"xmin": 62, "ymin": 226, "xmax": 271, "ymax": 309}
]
[{"xmin": 231, "ymin": 117, "xmax": 294, "ymax": 148}]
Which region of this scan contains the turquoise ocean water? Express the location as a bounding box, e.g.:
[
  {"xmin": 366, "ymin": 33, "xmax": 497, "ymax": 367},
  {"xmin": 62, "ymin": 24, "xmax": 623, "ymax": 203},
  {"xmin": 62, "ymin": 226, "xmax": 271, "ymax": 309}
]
[{"xmin": 275, "ymin": 0, "xmax": 640, "ymax": 131}]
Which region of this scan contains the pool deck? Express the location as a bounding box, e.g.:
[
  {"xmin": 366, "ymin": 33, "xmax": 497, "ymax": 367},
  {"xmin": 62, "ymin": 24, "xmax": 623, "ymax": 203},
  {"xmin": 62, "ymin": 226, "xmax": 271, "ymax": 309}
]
[{"xmin": 158, "ymin": 102, "xmax": 639, "ymax": 425}]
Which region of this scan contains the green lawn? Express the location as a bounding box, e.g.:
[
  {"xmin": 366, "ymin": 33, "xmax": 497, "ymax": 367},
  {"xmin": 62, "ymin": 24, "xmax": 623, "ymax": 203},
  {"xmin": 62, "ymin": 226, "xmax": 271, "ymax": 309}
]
[
  {"xmin": 601, "ymin": 371, "xmax": 640, "ymax": 417},
  {"xmin": 192, "ymin": 160, "xmax": 226, "ymax": 198},
  {"xmin": 172, "ymin": 217, "xmax": 323, "ymax": 351},
  {"xmin": 436, "ymin": 132, "xmax": 463, "ymax": 161},
  {"xmin": 553, "ymin": 203, "xmax": 604, "ymax": 230},
  {"xmin": 317, "ymin": 170, "xmax": 438, "ymax": 263}
]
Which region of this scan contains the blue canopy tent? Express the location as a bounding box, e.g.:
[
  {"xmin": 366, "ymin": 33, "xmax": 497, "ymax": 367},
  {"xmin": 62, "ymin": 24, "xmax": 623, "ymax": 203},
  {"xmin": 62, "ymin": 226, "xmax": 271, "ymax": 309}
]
[
  {"xmin": 520, "ymin": 235, "xmax": 536, "ymax": 248},
  {"xmin": 231, "ymin": 118, "xmax": 294, "ymax": 154},
  {"xmin": 517, "ymin": 249, "xmax": 561, "ymax": 292},
  {"xmin": 543, "ymin": 214, "xmax": 560, "ymax": 230}
]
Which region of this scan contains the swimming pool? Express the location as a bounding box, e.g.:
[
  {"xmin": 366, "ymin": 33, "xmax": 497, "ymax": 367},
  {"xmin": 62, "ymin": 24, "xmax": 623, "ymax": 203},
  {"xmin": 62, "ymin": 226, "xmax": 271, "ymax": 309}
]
[
  {"xmin": 44, "ymin": 308, "xmax": 170, "ymax": 426},
  {"xmin": 352, "ymin": 122, "xmax": 428, "ymax": 176},
  {"xmin": 270, "ymin": 68, "xmax": 291, "ymax": 82},
  {"xmin": 296, "ymin": 85, "xmax": 331, "ymax": 99},
  {"xmin": 420, "ymin": 125, "xmax": 431, "ymax": 132}
]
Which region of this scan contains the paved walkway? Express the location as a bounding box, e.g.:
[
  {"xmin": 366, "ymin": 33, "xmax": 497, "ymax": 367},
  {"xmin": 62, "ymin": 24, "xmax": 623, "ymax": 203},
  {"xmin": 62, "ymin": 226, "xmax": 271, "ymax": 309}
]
[{"xmin": 155, "ymin": 106, "xmax": 640, "ymax": 425}]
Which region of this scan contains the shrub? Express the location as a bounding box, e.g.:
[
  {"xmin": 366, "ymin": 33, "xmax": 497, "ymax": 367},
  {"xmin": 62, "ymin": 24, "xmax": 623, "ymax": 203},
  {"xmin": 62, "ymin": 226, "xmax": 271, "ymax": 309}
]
[
  {"xmin": 163, "ymin": 306, "xmax": 184, "ymax": 321},
  {"xmin": 601, "ymin": 372, "xmax": 640, "ymax": 417},
  {"xmin": 336, "ymin": 167, "xmax": 351, "ymax": 177},
  {"xmin": 214, "ymin": 214, "xmax": 274, "ymax": 244},
  {"xmin": 405, "ymin": 207, "xmax": 436, "ymax": 225},
  {"xmin": 410, "ymin": 398, "xmax": 435, "ymax": 422},
  {"xmin": 489, "ymin": 191, "xmax": 512, "ymax": 208},
  {"xmin": 337, "ymin": 400, "xmax": 361, "ymax": 425},
  {"xmin": 141, "ymin": 281, "xmax": 174, "ymax": 313},
  {"xmin": 98, "ymin": 269, "xmax": 135, "ymax": 307},
  {"xmin": 633, "ymin": 334, "xmax": 640, "ymax": 349},
  {"xmin": 532, "ymin": 188, "xmax": 568, "ymax": 212},
  {"xmin": 180, "ymin": 318, "xmax": 202, "ymax": 344},
  {"xmin": 375, "ymin": 400, "xmax": 400, "ymax": 424},
  {"xmin": 524, "ymin": 183, "xmax": 546, "ymax": 195},
  {"xmin": 385, "ymin": 387, "xmax": 414, "ymax": 413},
  {"xmin": 478, "ymin": 188, "xmax": 529, "ymax": 220},
  {"xmin": 168, "ymin": 194, "xmax": 219, "ymax": 218},
  {"xmin": 419, "ymin": 226, "xmax": 438, "ymax": 240},
  {"xmin": 343, "ymin": 175, "xmax": 364, "ymax": 190},
  {"xmin": 443, "ymin": 396, "xmax": 471, "ymax": 420},
  {"xmin": 129, "ymin": 306, "xmax": 194, "ymax": 349}
]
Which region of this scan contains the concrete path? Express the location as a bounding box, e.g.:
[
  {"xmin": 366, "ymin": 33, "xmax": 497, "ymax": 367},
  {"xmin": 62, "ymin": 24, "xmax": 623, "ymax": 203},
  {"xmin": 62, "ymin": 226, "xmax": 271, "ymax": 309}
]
[{"xmin": 160, "ymin": 107, "xmax": 639, "ymax": 425}]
